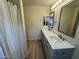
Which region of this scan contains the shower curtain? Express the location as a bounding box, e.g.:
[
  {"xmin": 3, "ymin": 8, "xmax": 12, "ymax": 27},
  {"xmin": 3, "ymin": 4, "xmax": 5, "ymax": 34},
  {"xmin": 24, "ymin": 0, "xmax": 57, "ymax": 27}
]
[{"xmin": 0, "ymin": 0, "xmax": 27, "ymax": 59}]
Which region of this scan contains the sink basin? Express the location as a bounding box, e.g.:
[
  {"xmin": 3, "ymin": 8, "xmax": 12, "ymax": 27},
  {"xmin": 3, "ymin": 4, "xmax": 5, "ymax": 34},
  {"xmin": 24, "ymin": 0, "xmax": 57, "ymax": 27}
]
[
  {"xmin": 49, "ymin": 36, "xmax": 57, "ymax": 39},
  {"xmin": 49, "ymin": 38, "xmax": 75, "ymax": 49},
  {"xmin": 48, "ymin": 35, "xmax": 75, "ymax": 49},
  {"xmin": 42, "ymin": 28, "xmax": 75, "ymax": 49}
]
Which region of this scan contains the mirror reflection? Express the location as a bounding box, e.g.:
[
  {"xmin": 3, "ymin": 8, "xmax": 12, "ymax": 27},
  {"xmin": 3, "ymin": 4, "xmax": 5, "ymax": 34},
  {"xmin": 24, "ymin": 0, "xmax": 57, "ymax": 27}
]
[{"xmin": 58, "ymin": 0, "xmax": 79, "ymax": 38}]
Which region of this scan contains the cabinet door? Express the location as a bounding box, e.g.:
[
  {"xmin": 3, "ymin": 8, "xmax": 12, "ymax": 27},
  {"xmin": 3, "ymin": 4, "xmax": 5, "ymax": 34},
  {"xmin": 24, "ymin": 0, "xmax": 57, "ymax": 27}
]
[
  {"xmin": 44, "ymin": 38, "xmax": 49, "ymax": 59},
  {"xmin": 41, "ymin": 33, "xmax": 48, "ymax": 59},
  {"xmin": 46, "ymin": 44, "xmax": 51, "ymax": 59},
  {"xmin": 46, "ymin": 41, "xmax": 53, "ymax": 59},
  {"xmin": 41, "ymin": 32, "xmax": 53, "ymax": 59},
  {"xmin": 41, "ymin": 32, "xmax": 45, "ymax": 48}
]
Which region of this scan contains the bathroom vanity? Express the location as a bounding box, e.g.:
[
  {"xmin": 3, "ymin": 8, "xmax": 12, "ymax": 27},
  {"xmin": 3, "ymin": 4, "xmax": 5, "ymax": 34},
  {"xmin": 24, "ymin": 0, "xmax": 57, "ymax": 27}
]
[{"xmin": 41, "ymin": 29, "xmax": 75, "ymax": 59}]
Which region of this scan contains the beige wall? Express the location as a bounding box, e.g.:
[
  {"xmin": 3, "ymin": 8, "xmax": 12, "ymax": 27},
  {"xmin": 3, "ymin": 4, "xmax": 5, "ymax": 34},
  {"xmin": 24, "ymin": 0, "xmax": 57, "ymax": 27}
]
[
  {"xmin": 24, "ymin": 6, "xmax": 50, "ymax": 40},
  {"xmin": 51, "ymin": 0, "xmax": 79, "ymax": 59}
]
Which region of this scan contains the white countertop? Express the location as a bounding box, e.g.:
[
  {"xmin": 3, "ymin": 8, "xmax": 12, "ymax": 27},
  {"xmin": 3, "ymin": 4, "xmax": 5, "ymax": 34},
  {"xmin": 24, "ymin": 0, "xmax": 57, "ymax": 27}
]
[{"xmin": 42, "ymin": 28, "xmax": 75, "ymax": 49}]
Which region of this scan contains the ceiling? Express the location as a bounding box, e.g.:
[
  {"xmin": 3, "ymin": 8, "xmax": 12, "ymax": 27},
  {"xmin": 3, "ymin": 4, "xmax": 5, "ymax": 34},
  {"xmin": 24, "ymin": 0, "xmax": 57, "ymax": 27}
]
[
  {"xmin": 64, "ymin": 0, "xmax": 79, "ymax": 8},
  {"xmin": 23, "ymin": 0, "xmax": 58, "ymax": 6},
  {"xmin": 69, "ymin": 0, "xmax": 79, "ymax": 7}
]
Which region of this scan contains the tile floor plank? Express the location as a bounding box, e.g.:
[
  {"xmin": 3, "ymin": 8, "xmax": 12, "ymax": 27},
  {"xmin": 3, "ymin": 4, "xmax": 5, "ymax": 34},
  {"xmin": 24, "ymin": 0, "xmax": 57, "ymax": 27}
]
[{"xmin": 27, "ymin": 40, "xmax": 45, "ymax": 59}]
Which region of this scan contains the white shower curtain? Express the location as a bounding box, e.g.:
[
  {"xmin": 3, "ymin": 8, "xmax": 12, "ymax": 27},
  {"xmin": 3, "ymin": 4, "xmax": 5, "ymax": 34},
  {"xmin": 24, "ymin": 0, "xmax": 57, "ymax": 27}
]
[
  {"xmin": 7, "ymin": 1, "xmax": 22, "ymax": 59},
  {"xmin": 0, "ymin": 0, "xmax": 27, "ymax": 59}
]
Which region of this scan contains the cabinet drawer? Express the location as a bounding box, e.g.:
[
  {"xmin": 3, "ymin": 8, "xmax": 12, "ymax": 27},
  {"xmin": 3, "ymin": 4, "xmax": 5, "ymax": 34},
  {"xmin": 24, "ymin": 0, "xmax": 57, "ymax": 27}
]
[
  {"xmin": 53, "ymin": 48, "xmax": 74, "ymax": 55},
  {"xmin": 52, "ymin": 55, "xmax": 71, "ymax": 59},
  {"xmin": 51, "ymin": 48, "xmax": 75, "ymax": 59}
]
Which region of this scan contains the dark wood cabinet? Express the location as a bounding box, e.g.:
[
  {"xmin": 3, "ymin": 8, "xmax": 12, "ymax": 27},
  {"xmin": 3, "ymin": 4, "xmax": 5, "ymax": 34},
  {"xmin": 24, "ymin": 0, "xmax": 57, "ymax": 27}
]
[{"xmin": 41, "ymin": 31, "xmax": 75, "ymax": 59}]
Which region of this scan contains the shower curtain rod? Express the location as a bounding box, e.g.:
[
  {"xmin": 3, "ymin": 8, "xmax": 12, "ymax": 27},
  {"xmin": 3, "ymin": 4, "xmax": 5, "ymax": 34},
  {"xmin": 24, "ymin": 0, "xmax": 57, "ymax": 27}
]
[{"xmin": 7, "ymin": 0, "xmax": 16, "ymax": 5}]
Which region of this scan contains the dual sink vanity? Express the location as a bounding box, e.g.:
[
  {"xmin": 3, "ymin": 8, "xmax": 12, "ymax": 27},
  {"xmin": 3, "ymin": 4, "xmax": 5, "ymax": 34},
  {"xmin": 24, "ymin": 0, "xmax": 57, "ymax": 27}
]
[{"xmin": 41, "ymin": 29, "xmax": 75, "ymax": 59}]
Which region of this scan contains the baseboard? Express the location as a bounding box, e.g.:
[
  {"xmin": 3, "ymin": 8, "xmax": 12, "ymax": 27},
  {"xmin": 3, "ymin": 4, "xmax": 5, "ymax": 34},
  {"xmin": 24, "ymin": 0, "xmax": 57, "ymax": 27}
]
[{"xmin": 28, "ymin": 37, "xmax": 41, "ymax": 40}]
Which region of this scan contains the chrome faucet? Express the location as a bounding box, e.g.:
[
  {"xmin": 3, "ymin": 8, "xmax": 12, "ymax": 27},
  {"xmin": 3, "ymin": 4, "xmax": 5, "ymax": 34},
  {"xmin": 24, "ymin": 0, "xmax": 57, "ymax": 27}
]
[{"xmin": 58, "ymin": 35, "xmax": 65, "ymax": 41}]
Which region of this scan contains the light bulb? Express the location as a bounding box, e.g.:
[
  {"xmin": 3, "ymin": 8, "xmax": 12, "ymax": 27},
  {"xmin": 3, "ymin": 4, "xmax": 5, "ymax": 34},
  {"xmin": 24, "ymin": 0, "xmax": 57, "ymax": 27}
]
[{"xmin": 59, "ymin": 0, "xmax": 63, "ymax": 3}]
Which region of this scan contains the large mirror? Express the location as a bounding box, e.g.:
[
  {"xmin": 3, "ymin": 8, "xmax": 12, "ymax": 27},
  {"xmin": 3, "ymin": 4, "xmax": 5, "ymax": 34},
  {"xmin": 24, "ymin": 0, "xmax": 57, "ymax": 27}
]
[{"xmin": 58, "ymin": 0, "xmax": 79, "ymax": 38}]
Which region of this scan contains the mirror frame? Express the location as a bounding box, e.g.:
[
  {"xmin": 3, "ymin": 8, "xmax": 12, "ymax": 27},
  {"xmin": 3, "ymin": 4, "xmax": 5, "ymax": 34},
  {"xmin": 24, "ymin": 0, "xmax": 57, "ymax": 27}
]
[
  {"xmin": 58, "ymin": 1, "xmax": 79, "ymax": 38},
  {"xmin": 49, "ymin": 11, "xmax": 55, "ymax": 18}
]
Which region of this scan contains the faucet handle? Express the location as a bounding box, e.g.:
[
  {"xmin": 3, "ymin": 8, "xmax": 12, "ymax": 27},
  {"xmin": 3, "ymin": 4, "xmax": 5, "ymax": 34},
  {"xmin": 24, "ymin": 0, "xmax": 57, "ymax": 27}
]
[{"xmin": 58, "ymin": 35, "xmax": 63, "ymax": 39}]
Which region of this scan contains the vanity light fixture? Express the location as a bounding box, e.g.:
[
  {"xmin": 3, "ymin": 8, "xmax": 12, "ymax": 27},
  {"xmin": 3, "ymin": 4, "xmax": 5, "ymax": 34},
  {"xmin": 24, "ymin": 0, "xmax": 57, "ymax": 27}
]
[
  {"xmin": 51, "ymin": 2, "xmax": 59, "ymax": 9},
  {"xmin": 59, "ymin": 0, "xmax": 63, "ymax": 3},
  {"xmin": 51, "ymin": 0, "xmax": 63, "ymax": 10}
]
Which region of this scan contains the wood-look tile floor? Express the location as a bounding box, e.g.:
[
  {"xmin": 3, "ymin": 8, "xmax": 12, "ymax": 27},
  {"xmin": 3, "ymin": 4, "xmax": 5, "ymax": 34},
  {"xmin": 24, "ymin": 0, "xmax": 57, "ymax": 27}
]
[{"xmin": 27, "ymin": 40, "xmax": 45, "ymax": 59}]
